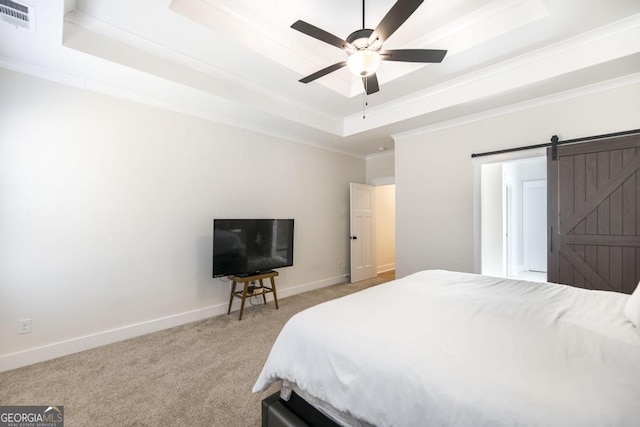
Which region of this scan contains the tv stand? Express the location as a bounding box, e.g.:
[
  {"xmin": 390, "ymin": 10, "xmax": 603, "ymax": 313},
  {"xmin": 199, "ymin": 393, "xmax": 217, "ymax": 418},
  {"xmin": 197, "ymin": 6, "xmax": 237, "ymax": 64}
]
[{"xmin": 227, "ymin": 270, "xmax": 279, "ymax": 320}]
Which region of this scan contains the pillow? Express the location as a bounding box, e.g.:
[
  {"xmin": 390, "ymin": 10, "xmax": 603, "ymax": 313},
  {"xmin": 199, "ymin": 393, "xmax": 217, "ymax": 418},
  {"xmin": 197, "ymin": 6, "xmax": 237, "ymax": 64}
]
[{"xmin": 625, "ymin": 281, "xmax": 640, "ymax": 328}]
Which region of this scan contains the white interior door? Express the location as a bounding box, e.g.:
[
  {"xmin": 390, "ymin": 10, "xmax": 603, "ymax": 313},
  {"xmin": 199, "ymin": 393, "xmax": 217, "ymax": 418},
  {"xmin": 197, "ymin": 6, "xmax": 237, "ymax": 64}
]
[
  {"xmin": 350, "ymin": 183, "xmax": 376, "ymax": 283},
  {"xmin": 523, "ymin": 180, "xmax": 547, "ymax": 272}
]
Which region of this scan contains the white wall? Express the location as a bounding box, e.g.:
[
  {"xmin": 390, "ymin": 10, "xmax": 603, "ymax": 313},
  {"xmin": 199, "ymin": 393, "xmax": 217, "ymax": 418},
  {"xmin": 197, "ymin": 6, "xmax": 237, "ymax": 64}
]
[
  {"xmin": 366, "ymin": 151, "xmax": 394, "ymax": 184},
  {"xmin": 395, "ymin": 79, "xmax": 640, "ymax": 278},
  {"xmin": 375, "ymin": 185, "xmax": 395, "ymax": 273},
  {"xmin": 0, "ymin": 69, "xmax": 365, "ymax": 370}
]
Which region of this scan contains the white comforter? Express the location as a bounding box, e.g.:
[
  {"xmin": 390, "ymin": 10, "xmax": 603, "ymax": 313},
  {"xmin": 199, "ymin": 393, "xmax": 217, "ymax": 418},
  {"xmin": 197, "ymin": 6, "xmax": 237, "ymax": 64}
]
[{"xmin": 253, "ymin": 270, "xmax": 640, "ymax": 426}]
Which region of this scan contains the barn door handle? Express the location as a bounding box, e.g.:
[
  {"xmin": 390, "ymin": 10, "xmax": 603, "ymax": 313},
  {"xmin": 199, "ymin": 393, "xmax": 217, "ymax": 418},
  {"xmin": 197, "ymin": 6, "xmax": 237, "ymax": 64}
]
[{"xmin": 549, "ymin": 226, "xmax": 553, "ymax": 252}]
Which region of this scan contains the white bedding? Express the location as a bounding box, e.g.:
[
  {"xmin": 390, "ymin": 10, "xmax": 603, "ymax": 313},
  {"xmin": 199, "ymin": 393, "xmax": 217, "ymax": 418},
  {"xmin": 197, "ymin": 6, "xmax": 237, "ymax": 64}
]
[{"xmin": 253, "ymin": 270, "xmax": 640, "ymax": 426}]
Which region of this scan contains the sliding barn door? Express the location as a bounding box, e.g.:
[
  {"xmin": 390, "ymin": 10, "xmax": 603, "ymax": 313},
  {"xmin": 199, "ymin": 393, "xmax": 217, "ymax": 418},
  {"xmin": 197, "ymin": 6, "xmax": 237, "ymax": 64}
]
[{"xmin": 548, "ymin": 134, "xmax": 640, "ymax": 293}]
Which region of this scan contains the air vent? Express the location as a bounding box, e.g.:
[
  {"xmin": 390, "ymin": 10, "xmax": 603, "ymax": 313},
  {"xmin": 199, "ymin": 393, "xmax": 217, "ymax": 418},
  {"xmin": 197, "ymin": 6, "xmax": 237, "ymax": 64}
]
[{"xmin": 0, "ymin": 0, "xmax": 34, "ymax": 31}]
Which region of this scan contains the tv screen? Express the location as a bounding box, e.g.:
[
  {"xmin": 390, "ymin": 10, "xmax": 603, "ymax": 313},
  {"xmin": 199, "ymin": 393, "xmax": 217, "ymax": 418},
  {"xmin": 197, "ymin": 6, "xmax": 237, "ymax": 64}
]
[{"xmin": 212, "ymin": 219, "xmax": 294, "ymax": 278}]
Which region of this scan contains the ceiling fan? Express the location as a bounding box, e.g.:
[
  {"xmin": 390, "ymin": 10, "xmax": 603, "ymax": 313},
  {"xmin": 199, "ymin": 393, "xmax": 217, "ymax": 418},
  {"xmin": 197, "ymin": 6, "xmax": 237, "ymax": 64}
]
[{"xmin": 291, "ymin": 0, "xmax": 447, "ymax": 95}]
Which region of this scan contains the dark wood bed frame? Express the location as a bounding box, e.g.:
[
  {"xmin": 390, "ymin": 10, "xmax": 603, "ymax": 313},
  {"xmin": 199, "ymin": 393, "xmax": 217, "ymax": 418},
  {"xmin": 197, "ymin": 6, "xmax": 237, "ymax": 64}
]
[{"xmin": 262, "ymin": 390, "xmax": 339, "ymax": 427}]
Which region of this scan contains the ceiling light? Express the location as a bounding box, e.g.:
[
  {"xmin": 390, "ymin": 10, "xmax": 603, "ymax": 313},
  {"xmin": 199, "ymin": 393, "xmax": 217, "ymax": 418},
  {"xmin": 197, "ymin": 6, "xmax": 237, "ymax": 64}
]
[{"xmin": 347, "ymin": 50, "xmax": 381, "ymax": 77}]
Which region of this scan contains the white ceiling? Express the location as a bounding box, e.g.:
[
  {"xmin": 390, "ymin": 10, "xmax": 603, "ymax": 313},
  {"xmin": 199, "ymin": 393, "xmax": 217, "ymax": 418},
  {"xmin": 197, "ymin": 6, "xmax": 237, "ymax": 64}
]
[{"xmin": 1, "ymin": 0, "xmax": 639, "ymax": 157}]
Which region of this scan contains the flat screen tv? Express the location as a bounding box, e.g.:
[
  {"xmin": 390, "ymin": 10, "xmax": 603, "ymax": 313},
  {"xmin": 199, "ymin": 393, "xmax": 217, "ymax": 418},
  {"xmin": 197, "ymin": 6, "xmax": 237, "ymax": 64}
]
[{"xmin": 212, "ymin": 219, "xmax": 294, "ymax": 278}]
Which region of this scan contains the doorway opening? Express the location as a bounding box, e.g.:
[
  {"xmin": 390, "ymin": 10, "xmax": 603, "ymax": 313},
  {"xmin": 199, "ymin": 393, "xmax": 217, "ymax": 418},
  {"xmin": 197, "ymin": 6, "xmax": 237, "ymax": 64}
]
[
  {"xmin": 478, "ymin": 156, "xmax": 547, "ymax": 282},
  {"xmin": 374, "ymin": 184, "xmax": 395, "ymax": 279},
  {"xmin": 349, "ymin": 182, "xmax": 396, "ymax": 283}
]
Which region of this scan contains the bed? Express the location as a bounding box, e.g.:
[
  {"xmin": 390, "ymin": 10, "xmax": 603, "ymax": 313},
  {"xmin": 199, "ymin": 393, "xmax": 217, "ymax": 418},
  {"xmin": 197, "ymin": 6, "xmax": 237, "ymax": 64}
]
[{"xmin": 253, "ymin": 270, "xmax": 640, "ymax": 426}]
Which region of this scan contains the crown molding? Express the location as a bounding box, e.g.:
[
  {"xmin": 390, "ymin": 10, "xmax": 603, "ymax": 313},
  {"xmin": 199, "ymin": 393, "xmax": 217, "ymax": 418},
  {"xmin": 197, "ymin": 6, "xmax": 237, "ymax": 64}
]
[
  {"xmin": 366, "ymin": 149, "xmax": 395, "ymax": 160},
  {"xmin": 393, "ymin": 72, "xmax": 640, "ymax": 142},
  {"xmin": 0, "ymin": 56, "xmax": 366, "ymax": 160}
]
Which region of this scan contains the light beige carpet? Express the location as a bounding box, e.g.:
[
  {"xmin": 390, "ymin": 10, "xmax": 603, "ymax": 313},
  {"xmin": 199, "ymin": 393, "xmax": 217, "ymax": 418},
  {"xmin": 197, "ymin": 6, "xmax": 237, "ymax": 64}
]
[{"xmin": 0, "ymin": 276, "xmax": 388, "ymax": 426}]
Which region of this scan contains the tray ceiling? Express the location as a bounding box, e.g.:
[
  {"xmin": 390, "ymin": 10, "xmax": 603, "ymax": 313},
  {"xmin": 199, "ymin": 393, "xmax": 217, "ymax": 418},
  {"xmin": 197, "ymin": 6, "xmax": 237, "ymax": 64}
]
[{"xmin": 1, "ymin": 0, "xmax": 639, "ymax": 156}]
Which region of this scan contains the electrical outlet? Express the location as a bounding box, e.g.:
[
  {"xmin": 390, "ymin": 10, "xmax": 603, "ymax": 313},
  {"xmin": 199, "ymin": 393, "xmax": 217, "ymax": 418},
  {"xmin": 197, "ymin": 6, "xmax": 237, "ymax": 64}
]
[
  {"xmin": 17, "ymin": 318, "xmax": 31, "ymax": 334},
  {"xmin": 337, "ymin": 261, "xmax": 344, "ymax": 270}
]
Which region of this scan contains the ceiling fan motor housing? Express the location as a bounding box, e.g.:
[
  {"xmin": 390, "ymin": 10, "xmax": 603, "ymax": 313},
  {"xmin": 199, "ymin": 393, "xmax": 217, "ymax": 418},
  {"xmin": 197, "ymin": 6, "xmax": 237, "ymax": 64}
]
[{"xmin": 346, "ymin": 28, "xmax": 376, "ymax": 50}]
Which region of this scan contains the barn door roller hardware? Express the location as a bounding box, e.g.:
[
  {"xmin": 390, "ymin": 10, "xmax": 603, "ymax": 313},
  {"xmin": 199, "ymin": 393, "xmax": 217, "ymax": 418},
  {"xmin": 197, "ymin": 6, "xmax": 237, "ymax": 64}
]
[
  {"xmin": 551, "ymin": 135, "xmax": 559, "ymax": 161},
  {"xmin": 470, "ymin": 129, "xmax": 640, "ymax": 159}
]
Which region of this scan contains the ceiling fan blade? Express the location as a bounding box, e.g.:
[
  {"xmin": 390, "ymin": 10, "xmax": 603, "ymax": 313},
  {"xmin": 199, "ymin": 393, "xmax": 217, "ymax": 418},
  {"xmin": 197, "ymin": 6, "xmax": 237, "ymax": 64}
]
[
  {"xmin": 380, "ymin": 49, "xmax": 447, "ymax": 63},
  {"xmin": 299, "ymin": 61, "xmax": 347, "ymax": 83},
  {"xmin": 369, "ymin": 0, "xmax": 424, "ymax": 44},
  {"xmin": 363, "ymin": 74, "xmax": 379, "ymax": 95},
  {"xmin": 291, "ymin": 20, "xmax": 353, "ymax": 50}
]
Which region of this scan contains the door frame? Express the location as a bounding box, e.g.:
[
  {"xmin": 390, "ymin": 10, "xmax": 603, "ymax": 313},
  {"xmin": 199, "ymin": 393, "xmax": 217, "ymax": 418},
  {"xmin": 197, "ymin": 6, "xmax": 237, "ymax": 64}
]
[{"xmin": 473, "ymin": 148, "xmax": 547, "ymax": 274}]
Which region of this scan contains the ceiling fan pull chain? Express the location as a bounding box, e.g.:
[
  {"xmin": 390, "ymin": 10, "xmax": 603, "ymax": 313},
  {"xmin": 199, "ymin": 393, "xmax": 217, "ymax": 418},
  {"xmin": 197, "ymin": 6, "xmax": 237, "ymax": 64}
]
[
  {"xmin": 362, "ymin": 78, "xmax": 368, "ymax": 119},
  {"xmin": 362, "ymin": 94, "xmax": 366, "ymax": 119}
]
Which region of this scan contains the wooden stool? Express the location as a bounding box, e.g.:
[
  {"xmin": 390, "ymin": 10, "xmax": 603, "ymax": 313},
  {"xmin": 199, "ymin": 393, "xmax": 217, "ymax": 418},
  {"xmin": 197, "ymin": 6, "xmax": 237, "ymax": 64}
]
[{"xmin": 227, "ymin": 271, "xmax": 279, "ymax": 320}]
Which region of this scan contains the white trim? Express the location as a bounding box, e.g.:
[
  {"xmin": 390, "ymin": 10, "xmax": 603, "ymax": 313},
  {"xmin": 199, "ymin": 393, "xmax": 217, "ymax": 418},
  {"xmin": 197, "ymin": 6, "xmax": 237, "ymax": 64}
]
[
  {"xmin": 0, "ymin": 56, "xmax": 366, "ymax": 160},
  {"xmin": 351, "ymin": 14, "xmax": 640, "ymax": 135},
  {"xmin": 394, "ymin": 72, "xmax": 640, "ymax": 141},
  {"xmin": 369, "ymin": 176, "xmax": 395, "ymax": 186},
  {"xmin": 273, "ymin": 275, "xmax": 349, "ymax": 300},
  {"xmin": 473, "ymin": 162, "xmax": 482, "ymax": 274},
  {"xmin": 365, "ymin": 150, "xmax": 394, "ymax": 160},
  {"xmin": 377, "ymin": 263, "xmax": 396, "ymax": 274},
  {"xmin": 0, "ymin": 274, "xmax": 348, "ymax": 373}
]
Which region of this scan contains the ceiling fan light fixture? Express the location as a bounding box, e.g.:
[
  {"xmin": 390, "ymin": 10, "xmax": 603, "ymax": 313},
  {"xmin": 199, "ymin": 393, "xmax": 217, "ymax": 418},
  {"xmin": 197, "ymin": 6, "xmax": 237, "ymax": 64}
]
[
  {"xmin": 347, "ymin": 50, "xmax": 381, "ymax": 77},
  {"xmin": 292, "ymin": 0, "xmax": 447, "ymax": 95}
]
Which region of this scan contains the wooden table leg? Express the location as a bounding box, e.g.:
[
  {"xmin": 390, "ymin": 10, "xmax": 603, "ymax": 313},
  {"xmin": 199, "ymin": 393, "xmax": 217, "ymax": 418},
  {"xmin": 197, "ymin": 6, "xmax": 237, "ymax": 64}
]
[
  {"xmin": 270, "ymin": 276, "xmax": 279, "ymax": 309},
  {"xmin": 238, "ymin": 281, "xmax": 249, "ymax": 321},
  {"xmin": 227, "ymin": 271, "xmax": 280, "ymax": 319},
  {"xmin": 259, "ymin": 278, "xmax": 267, "ymax": 305},
  {"xmin": 227, "ymin": 280, "xmax": 237, "ymax": 315}
]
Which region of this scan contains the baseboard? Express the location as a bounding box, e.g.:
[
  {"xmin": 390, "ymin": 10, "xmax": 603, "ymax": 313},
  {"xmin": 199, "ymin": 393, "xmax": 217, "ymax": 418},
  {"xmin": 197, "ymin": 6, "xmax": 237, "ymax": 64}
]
[
  {"xmin": 274, "ymin": 275, "xmax": 348, "ymax": 299},
  {"xmin": 377, "ymin": 263, "xmax": 396, "ymax": 274},
  {"xmin": 510, "ymin": 264, "xmax": 525, "ymax": 276},
  {"xmin": 0, "ymin": 274, "xmax": 348, "ymax": 373}
]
